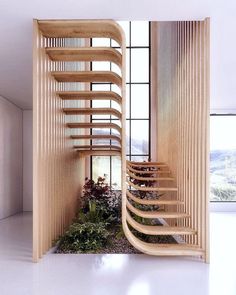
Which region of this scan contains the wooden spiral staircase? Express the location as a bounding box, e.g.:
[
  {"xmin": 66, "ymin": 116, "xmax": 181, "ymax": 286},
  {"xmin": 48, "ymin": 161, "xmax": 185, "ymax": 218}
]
[{"xmin": 36, "ymin": 20, "xmax": 204, "ymax": 258}]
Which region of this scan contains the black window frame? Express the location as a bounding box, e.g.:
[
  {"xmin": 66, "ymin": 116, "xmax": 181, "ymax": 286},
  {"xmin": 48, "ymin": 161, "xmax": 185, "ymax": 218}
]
[{"xmin": 90, "ymin": 21, "xmax": 151, "ymax": 186}]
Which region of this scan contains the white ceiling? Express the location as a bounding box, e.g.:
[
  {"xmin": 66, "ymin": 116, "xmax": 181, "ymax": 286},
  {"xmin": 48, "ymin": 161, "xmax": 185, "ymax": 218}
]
[{"xmin": 0, "ymin": 0, "xmax": 235, "ymax": 111}]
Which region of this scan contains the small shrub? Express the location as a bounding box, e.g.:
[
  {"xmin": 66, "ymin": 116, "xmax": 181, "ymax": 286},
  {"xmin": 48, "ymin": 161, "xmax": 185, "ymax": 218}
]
[
  {"xmin": 82, "ymin": 177, "xmax": 121, "ymax": 223},
  {"xmin": 56, "ymin": 222, "xmax": 110, "ymax": 253}
]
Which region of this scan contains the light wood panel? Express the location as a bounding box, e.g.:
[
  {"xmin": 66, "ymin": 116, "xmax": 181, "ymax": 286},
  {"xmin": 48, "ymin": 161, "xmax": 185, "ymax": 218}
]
[
  {"xmin": 74, "ymin": 145, "xmax": 121, "ymax": 150},
  {"xmin": 155, "ymin": 19, "xmax": 210, "ymax": 262},
  {"xmin": 126, "ymin": 212, "xmax": 196, "ymax": 235},
  {"xmin": 63, "ymin": 107, "xmax": 121, "ymax": 118},
  {"xmin": 51, "ymin": 71, "xmax": 122, "ymax": 87},
  {"xmin": 38, "ymin": 20, "xmax": 124, "ymax": 45},
  {"xmin": 46, "ymin": 47, "xmax": 122, "ymax": 66},
  {"xmin": 33, "ymin": 19, "xmax": 127, "ymax": 262},
  {"xmin": 57, "ymin": 91, "xmax": 122, "ymax": 104},
  {"xmin": 126, "ymin": 190, "xmax": 183, "ymax": 205},
  {"xmin": 71, "ymin": 134, "xmax": 121, "ymax": 143},
  {"xmin": 66, "ymin": 122, "xmax": 121, "ymax": 133}
]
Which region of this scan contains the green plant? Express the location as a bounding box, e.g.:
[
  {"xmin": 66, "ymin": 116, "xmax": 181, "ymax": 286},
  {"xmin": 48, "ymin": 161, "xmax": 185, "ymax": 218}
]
[
  {"xmin": 56, "ymin": 221, "xmax": 110, "ymax": 253},
  {"xmin": 77, "ymin": 200, "xmax": 114, "ymax": 224},
  {"xmin": 82, "ymin": 177, "xmax": 121, "ymax": 223}
]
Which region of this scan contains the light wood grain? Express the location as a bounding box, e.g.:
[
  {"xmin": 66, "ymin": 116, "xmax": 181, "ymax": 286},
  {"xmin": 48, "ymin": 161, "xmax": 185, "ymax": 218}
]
[
  {"xmin": 46, "ymin": 47, "xmax": 122, "ymax": 66},
  {"xmin": 67, "ymin": 122, "xmax": 121, "ymax": 133},
  {"xmin": 71, "ymin": 134, "xmax": 121, "ymax": 143},
  {"xmin": 57, "ymin": 91, "xmax": 122, "ymax": 104},
  {"xmin": 126, "ymin": 212, "xmax": 196, "ymax": 235},
  {"xmin": 63, "ymin": 107, "xmax": 121, "ymax": 119},
  {"xmin": 52, "ymin": 71, "xmax": 122, "ymax": 87}
]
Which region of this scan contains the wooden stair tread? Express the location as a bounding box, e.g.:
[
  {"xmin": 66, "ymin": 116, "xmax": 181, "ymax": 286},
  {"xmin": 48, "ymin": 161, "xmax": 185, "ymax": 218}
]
[
  {"xmin": 63, "ymin": 108, "xmax": 121, "ymax": 118},
  {"xmin": 127, "ymin": 179, "xmax": 178, "ymax": 192},
  {"xmin": 38, "ymin": 20, "xmax": 124, "ymax": 45},
  {"xmin": 46, "ymin": 47, "xmax": 122, "ymax": 66},
  {"xmin": 74, "ymin": 145, "xmax": 121, "ymax": 150},
  {"xmin": 127, "ymin": 199, "xmax": 189, "ymax": 219},
  {"xmin": 123, "ymin": 224, "xmax": 203, "ymax": 256},
  {"xmin": 67, "ymin": 122, "xmax": 121, "ymax": 133},
  {"xmin": 127, "ymin": 161, "xmax": 168, "ymax": 168},
  {"xmin": 51, "ymin": 71, "xmax": 122, "ymax": 87},
  {"xmin": 126, "ymin": 191, "xmax": 183, "ymax": 206},
  {"xmin": 77, "ymin": 150, "xmax": 121, "ymax": 156},
  {"xmin": 71, "ymin": 134, "xmax": 121, "ymax": 143},
  {"xmin": 126, "ymin": 212, "xmax": 196, "ymax": 235},
  {"xmin": 56, "ymin": 91, "xmax": 122, "ymax": 104},
  {"xmin": 127, "ymin": 170, "xmax": 174, "ymax": 181},
  {"xmin": 127, "ymin": 165, "xmax": 171, "ymax": 175}
]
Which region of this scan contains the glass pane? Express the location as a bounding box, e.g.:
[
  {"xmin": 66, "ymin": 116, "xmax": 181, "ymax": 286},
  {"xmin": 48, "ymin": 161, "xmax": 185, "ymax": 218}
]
[
  {"xmin": 131, "ymin": 155, "xmax": 149, "ymax": 162},
  {"xmin": 131, "ymin": 120, "xmax": 149, "ymax": 154},
  {"xmin": 92, "ymin": 61, "xmax": 110, "ymax": 71},
  {"xmin": 111, "ymin": 21, "xmax": 130, "ymax": 47},
  {"xmin": 126, "ymin": 48, "xmax": 130, "ymax": 83},
  {"xmin": 111, "ymin": 84, "xmax": 121, "ymax": 96},
  {"xmin": 131, "ymin": 84, "xmax": 149, "ymax": 119},
  {"xmin": 111, "ymin": 62, "xmax": 121, "ymax": 76},
  {"xmin": 92, "ymin": 119, "xmax": 110, "ymax": 136},
  {"xmin": 92, "ymin": 38, "xmax": 110, "ymax": 47},
  {"xmin": 131, "ymin": 21, "xmax": 149, "ymax": 46},
  {"xmin": 92, "ymin": 84, "xmax": 110, "ymax": 118},
  {"xmin": 131, "ymin": 49, "xmax": 149, "ymax": 83},
  {"xmin": 92, "ymin": 156, "xmax": 111, "ymax": 184},
  {"xmin": 126, "ymin": 84, "xmax": 130, "ymax": 119},
  {"xmin": 210, "ymin": 116, "xmax": 236, "ymax": 201},
  {"xmin": 126, "ymin": 120, "xmax": 130, "ymax": 154},
  {"xmin": 112, "ymin": 157, "xmax": 121, "ymax": 189}
]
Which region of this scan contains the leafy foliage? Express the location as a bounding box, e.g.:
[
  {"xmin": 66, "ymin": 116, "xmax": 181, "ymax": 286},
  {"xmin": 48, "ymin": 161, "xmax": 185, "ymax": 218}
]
[
  {"xmin": 57, "ymin": 222, "xmax": 110, "ymax": 253},
  {"xmin": 56, "ymin": 176, "xmax": 121, "ymax": 253},
  {"xmin": 82, "ymin": 177, "xmax": 121, "ymax": 223}
]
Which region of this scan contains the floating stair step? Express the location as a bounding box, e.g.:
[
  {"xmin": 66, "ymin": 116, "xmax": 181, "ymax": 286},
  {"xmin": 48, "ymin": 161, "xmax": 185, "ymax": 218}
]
[
  {"xmin": 51, "ymin": 71, "xmax": 122, "ymax": 87},
  {"xmin": 67, "ymin": 122, "xmax": 121, "ymax": 133},
  {"xmin": 128, "ymin": 163, "xmax": 169, "ymax": 168},
  {"xmin": 124, "ymin": 225, "xmax": 204, "ymax": 256},
  {"xmin": 127, "ymin": 199, "xmax": 189, "ymax": 219},
  {"xmin": 126, "ymin": 191, "xmax": 183, "ymax": 206},
  {"xmin": 127, "ymin": 170, "xmax": 174, "ymax": 181},
  {"xmin": 56, "ymin": 91, "xmax": 122, "ymax": 104},
  {"xmin": 127, "ymin": 161, "xmax": 167, "ymax": 166},
  {"xmin": 46, "ymin": 47, "xmax": 122, "ymax": 66},
  {"xmin": 71, "ymin": 134, "xmax": 121, "ymax": 143},
  {"xmin": 126, "ymin": 212, "xmax": 196, "ymax": 235},
  {"xmin": 38, "ymin": 20, "xmax": 123, "ymax": 45},
  {"xmin": 74, "ymin": 145, "xmax": 121, "ymax": 150},
  {"xmin": 127, "ymin": 180, "xmax": 178, "ymax": 192},
  {"xmin": 63, "ymin": 108, "xmax": 121, "ymax": 119},
  {"xmin": 127, "ymin": 165, "xmax": 171, "ymax": 175},
  {"xmin": 77, "ymin": 150, "xmax": 121, "ymax": 156}
]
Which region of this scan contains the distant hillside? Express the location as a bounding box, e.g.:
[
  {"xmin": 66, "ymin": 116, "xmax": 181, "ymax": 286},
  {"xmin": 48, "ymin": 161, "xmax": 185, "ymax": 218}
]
[{"xmin": 210, "ymin": 149, "xmax": 236, "ymax": 173}]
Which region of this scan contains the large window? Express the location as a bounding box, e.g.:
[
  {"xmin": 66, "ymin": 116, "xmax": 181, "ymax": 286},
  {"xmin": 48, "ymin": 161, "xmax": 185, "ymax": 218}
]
[
  {"xmin": 91, "ymin": 21, "xmax": 151, "ymax": 188},
  {"xmin": 210, "ymin": 115, "xmax": 236, "ymax": 201}
]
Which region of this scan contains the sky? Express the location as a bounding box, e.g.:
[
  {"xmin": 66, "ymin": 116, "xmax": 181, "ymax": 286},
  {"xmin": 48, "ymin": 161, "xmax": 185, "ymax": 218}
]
[{"xmin": 210, "ymin": 116, "xmax": 236, "ymax": 151}]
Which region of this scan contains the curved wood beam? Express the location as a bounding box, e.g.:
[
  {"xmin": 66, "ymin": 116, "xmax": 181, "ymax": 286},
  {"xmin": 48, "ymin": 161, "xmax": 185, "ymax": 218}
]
[
  {"xmin": 46, "ymin": 47, "xmax": 122, "ymax": 67},
  {"xmin": 126, "ymin": 190, "xmax": 183, "ymax": 206},
  {"xmin": 56, "ymin": 91, "xmax": 122, "ymax": 104},
  {"xmin": 38, "ymin": 20, "xmax": 125, "ymax": 45},
  {"xmin": 52, "ymin": 71, "xmax": 122, "ymax": 87},
  {"xmin": 127, "ymin": 179, "xmax": 178, "ymax": 192}
]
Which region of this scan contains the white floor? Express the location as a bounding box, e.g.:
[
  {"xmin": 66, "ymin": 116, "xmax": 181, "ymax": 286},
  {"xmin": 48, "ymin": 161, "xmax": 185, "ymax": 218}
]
[{"xmin": 0, "ymin": 212, "xmax": 236, "ymax": 295}]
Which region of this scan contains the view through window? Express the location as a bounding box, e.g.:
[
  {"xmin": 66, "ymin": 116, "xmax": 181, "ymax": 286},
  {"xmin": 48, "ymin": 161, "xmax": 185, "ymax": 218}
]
[
  {"xmin": 91, "ymin": 21, "xmax": 151, "ymax": 188},
  {"xmin": 210, "ymin": 115, "xmax": 236, "ymax": 201}
]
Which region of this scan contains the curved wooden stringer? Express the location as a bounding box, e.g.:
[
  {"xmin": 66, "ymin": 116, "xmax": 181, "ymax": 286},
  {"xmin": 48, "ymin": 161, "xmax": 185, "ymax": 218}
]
[
  {"xmin": 34, "ymin": 19, "xmax": 208, "ymax": 261},
  {"xmin": 122, "ymin": 161, "xmax": 205, "ymax": 257}
]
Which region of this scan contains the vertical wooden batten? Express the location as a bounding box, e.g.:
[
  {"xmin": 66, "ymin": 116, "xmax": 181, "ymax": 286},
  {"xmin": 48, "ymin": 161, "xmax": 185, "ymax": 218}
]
[{"xmin": 155, "ymin": 19, "xmax": 210, "ymax": 261}]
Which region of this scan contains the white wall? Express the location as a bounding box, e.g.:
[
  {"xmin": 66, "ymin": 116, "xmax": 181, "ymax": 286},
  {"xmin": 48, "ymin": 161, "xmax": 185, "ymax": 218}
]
[
  {"xmin": 23, "ymin": 110, "xmax": 32, "ymax": 211},
  {"xmin": 0, "ymin": 96, "xmax": 23, "ymax": 219}
]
